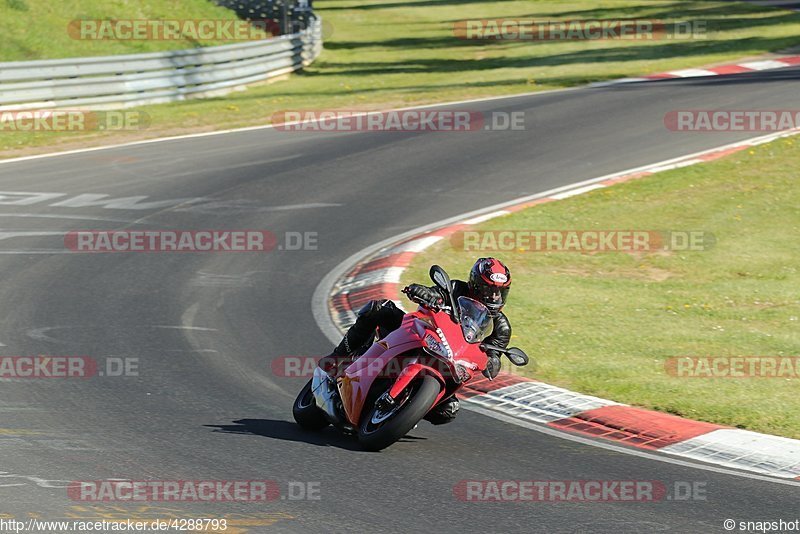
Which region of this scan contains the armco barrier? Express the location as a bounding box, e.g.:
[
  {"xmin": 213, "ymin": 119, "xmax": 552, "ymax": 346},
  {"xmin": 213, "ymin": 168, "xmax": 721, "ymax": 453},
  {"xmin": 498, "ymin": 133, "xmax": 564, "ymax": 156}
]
[{"xmin": 0, "ymin": 18, "xmax": 322, "ymax": 111}]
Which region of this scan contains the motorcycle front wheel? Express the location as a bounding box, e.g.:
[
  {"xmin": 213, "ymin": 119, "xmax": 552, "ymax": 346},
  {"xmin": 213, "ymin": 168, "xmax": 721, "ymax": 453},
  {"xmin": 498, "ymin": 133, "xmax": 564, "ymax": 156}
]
[{"xmin": 358, "ymin": 375, "xmax": 440, "ymax": 451}]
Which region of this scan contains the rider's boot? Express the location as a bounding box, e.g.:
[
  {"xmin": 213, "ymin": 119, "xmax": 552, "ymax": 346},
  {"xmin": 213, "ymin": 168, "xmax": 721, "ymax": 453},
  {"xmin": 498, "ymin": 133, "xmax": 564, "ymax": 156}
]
[
  {"xmin": 318, "ymin": 300, "xmax": 391, "ymax": 376},
  {"xmin": 424, "ymin": 396, "xmax": 460, "ymax": 425},
  {"xmin": 318, "ymin": 330, "xmax": 359, "ymax": 376}
]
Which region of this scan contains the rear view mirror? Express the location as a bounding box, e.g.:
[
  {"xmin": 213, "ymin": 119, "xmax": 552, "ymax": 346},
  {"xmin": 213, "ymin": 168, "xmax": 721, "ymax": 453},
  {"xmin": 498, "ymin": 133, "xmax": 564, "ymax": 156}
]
[
  {"xmin": 506, "ymin": 347, "xmax": 529, "ymax": 366},
  {"xmin": 429, "ymin": 264, "xmax": 458, "ymax": 323},
  {"xmin": 429, "ymin": 264, "xmax": 450, "ymax": 291}
]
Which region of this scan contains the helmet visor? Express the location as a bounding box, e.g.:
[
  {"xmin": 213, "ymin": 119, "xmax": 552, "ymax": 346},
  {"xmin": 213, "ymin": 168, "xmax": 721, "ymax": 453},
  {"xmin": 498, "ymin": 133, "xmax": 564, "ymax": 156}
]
[{"xmin": 473, "ymin": 283, "xmax": 509, "ymax": 311}]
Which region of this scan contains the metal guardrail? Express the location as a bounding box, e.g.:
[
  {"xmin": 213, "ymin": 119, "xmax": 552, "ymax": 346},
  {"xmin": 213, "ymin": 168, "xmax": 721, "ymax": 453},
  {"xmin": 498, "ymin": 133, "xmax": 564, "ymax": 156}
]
[{"xmin": 0, "ymin": 18, "xmax": 322, "ymax": 111}]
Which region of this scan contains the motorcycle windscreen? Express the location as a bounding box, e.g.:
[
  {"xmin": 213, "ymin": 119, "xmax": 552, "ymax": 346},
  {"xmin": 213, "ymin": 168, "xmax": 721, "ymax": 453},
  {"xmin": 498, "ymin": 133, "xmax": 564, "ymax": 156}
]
[{"xmin": 457, "ymin": 296, "xmax": 493, "ymax": 344}]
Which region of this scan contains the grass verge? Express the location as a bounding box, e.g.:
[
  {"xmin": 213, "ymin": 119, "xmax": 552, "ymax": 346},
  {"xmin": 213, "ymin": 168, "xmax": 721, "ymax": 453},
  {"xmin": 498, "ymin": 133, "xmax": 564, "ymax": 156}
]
[
  {"xmin": 402, "ymin": 135, "xmax": 800, "ymax": 439},
  {"xmin": 1, "ymin": 0, "xmax": 800, "ymax": 155},
  {"xmin": 0, "ymin": 0, "xmax": 263, "ymax": 60}
]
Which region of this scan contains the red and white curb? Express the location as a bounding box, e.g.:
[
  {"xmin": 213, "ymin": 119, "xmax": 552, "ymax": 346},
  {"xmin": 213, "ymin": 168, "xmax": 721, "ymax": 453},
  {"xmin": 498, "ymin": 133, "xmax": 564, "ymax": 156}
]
[
  {"xmin": 324, "ymin": 127, "xmax": 800, "ymax": 480},
  {"xmin": 462, "ymin": 377, "xmax": 800, "ymax": 479},
  {"xmin": 591, "ymin": 54, "xmax": 800, "ymax": 87}
]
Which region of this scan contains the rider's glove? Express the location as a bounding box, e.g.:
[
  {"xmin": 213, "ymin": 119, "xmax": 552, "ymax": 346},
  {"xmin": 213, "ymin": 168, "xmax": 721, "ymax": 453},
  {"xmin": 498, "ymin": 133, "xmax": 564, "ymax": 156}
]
[
  {"xmin": 482, "ymin": 353, "xmax": 501, "ymax": 380},
  {"xmin": 403, "ymin": 284, "xmax": 442, "ymax": 309}
]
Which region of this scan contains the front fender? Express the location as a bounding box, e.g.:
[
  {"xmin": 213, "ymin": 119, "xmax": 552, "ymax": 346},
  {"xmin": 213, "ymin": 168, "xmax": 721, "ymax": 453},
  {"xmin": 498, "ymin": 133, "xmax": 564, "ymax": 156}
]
[{"xmin": 389, "ymin": 363, "xmax": 446, "ymax": 401}]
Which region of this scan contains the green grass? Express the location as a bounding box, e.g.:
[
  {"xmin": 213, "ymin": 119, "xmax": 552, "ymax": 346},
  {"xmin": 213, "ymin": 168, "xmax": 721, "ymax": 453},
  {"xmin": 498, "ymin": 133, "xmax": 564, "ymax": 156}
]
[
  {"xmin": 2, "ymin": 0, "xmax": 800, "ymax": 155},
  {"xmin": 402, "ymin": 136, "xmax": 800, "ymax": 439},
  {"xmin": 0, "ymin": 0, "xmax": 265, "ymax": 60}
]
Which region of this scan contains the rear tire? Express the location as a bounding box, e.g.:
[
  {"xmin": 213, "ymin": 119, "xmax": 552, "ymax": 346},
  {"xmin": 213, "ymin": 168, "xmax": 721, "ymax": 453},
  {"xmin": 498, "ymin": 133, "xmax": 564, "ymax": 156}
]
[
  {"xmin": 293, "ymin": 378, "xmax": 329, "ymax": 430},
  {"xmin": 358, "ymin": 375, "xmax": 440, "ymax": 451}
]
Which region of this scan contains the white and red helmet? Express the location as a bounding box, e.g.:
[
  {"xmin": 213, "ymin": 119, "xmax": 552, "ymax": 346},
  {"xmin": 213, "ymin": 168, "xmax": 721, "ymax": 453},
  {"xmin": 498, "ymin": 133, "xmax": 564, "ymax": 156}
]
[{"xmin": 468, "ymin": 257, "xmax": 511, "ymax": 316}]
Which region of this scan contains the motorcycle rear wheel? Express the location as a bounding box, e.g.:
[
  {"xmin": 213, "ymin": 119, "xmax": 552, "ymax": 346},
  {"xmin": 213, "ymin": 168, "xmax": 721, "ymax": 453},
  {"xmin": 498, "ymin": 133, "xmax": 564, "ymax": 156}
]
[
  {"xmin": 293, "ymin": 378, "xmax": 330, "ymax": 430},
  {"xmin": 358, "ymin": 375, "xmax": 439, "ymax": 451}
]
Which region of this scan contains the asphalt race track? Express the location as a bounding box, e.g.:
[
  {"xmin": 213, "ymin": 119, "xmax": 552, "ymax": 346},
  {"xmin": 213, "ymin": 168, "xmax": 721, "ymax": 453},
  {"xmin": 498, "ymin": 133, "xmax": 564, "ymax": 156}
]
[{"xmin": 0, "ymin": 68, "xmax": 798, "ymax": 532}]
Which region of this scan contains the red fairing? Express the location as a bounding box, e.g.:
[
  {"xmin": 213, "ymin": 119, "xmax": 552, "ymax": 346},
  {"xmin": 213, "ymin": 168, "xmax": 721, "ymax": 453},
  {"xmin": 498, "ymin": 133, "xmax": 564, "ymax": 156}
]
[{"xmin": 337, "ymin": 305, "xmax": 489, "ymax": 426}]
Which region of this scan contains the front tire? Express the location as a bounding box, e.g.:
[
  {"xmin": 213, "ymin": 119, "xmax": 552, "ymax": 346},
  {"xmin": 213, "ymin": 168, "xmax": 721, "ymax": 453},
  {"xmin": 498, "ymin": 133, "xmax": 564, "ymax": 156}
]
[
  {"xmin": 293, "ymin": 378, "xmax": 329, "ymax": 430},
  {"xmin": 358, "ymin": 375, "xmax": 440, "ymax": 451}
]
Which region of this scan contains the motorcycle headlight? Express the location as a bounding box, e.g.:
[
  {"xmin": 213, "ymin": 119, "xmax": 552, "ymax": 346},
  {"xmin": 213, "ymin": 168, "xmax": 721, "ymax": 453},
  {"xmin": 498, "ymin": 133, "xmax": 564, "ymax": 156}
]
[{"xmin": 424, "ymin": 333, "xmax": 450, "ymax": 359}]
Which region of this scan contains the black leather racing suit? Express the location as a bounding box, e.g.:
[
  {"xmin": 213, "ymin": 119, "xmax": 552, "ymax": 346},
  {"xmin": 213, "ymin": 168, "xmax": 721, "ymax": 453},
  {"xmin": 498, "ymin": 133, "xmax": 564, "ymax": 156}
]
[{"xmin": 325, "ymin": 279, "xmax": 512, "ymax": 425}]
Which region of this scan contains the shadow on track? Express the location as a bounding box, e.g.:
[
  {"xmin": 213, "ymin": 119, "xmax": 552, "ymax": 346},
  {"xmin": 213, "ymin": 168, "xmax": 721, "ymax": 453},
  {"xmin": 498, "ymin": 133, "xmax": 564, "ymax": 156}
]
[{"xmin": 204, "ymin": 419, "xmax": 427, "ymax": 451}]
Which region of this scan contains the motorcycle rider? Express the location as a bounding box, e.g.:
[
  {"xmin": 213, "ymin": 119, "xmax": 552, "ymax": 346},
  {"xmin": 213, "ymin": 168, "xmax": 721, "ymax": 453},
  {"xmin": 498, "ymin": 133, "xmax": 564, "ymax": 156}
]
[{"xmin": 320, "ymin": 257, "xmax": 512, "ymax": 425}]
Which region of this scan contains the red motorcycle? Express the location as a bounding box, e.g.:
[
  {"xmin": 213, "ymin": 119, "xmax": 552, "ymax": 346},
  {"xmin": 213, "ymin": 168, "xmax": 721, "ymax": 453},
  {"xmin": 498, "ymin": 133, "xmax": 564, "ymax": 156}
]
[{"xmin": 293, "ymin": 265, "xmax": 529, "ymax": 451}]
